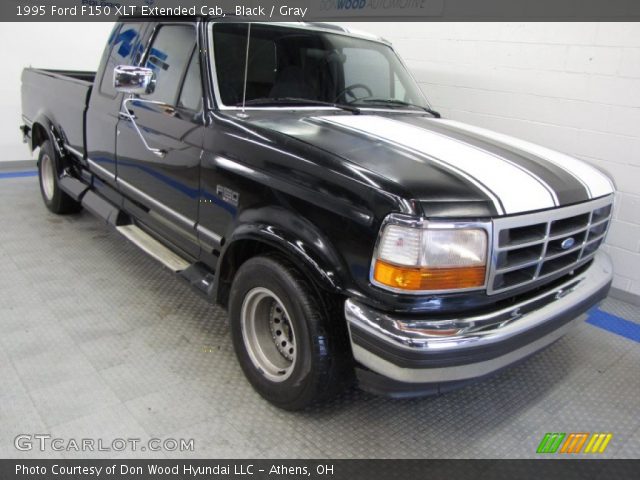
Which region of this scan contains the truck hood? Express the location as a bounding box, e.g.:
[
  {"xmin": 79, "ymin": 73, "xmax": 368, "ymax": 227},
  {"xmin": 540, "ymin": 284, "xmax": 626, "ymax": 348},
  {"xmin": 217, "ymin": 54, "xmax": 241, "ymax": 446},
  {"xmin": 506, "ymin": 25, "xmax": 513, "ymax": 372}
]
[{"xmin": 247, "ymin": 113, "xmax": 614, "ymax": 217}]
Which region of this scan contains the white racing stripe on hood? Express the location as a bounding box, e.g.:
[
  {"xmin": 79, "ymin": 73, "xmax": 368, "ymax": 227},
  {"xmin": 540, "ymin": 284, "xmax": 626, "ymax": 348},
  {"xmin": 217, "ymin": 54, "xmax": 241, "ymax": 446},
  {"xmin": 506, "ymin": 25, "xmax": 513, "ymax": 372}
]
[
  {"xmin": 318, "ymin": 115, "xmax": 557, "ymax": 215},
  {"xmin": 436, "ymin": 119, "xmax": 615, "ymax": 198}
]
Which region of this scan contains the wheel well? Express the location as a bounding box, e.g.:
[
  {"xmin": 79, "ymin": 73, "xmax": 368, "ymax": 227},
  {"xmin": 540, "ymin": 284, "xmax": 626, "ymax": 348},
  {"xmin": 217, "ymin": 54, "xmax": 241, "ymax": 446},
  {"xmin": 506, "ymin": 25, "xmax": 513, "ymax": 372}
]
[
  {"xmin": 216, "ymin": 239, "xmax": 280, "ymax": 308},
  {"xmin": 31, "ymin": 123, "xmax": 48, "ymax": 152},
  {"xmin": 216, "ymin": 238, "xmax": 333, "ymax": 309}
]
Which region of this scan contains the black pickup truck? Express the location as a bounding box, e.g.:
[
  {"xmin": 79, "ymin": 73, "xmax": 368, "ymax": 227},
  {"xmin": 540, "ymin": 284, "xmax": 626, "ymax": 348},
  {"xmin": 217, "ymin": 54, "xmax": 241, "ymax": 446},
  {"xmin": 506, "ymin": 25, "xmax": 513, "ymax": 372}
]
[{"xmin": 21, "ymin": 19, "xmax": 615, "ymax": 410}]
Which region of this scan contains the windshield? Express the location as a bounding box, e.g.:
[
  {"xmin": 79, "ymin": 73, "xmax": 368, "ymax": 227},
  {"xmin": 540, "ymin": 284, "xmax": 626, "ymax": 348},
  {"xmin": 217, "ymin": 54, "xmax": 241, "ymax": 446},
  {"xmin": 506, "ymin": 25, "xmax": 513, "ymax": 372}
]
[{"xmin": 211, "ymin": 23, "xmax": 429, "ymax": 110}]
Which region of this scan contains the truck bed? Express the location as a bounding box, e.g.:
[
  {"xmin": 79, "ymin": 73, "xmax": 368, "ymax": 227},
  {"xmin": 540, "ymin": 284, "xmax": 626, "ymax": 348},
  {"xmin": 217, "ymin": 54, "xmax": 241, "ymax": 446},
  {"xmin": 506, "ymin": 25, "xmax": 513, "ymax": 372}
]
[{"xmin": 21, "ymin": 68, "xmax": 95, "ymax": 156}]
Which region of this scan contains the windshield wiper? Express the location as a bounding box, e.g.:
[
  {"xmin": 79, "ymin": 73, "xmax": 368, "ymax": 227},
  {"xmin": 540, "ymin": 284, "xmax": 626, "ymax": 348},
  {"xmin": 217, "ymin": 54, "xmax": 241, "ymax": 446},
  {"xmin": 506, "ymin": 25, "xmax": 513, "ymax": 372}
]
[
  {"xmin": 238, "ymin": 97, "xmax": 360, "ymax": 114},
  {"xmin": 355, "ymin": 98, "xmax": 441, "ymax": 118}
]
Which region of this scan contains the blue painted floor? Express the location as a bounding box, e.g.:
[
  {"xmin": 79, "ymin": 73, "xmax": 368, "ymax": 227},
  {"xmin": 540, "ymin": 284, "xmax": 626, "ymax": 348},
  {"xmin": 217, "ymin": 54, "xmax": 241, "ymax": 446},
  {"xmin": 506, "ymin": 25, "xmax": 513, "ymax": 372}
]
[
  {"xmin": 587, "ymin": 308, "xmax": 640, "ymax": 343},
  {"xmin": 0, "ymin": 169, "xmax": 38, "ymax": 179}
]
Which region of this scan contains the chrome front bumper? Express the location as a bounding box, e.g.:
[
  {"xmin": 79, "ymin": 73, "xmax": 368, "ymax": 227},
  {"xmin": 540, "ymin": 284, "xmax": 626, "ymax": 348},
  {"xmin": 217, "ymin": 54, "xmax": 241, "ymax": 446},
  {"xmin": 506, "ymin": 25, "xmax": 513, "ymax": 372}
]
[{"xmin": 345, "ymin": 251, "xmax": 613, "ymax": 391}]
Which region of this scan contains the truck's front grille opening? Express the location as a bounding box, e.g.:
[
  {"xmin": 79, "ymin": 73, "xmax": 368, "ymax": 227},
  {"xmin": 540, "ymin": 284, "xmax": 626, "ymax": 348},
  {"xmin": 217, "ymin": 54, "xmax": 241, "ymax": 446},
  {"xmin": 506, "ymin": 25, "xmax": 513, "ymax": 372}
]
[
  {"xmin": 496, "ymin": 244, "xmax": 544, "ymax": 269},
  {"xmin": 498, "ymin": 222, "xmax": 546, "ymax": 247},
  {"xmin": 592, "ymin": 204, "xmax": 612, "ymax": 223},
  {"xmin": 488, "ymin": 196, "xmax": 613, "ymax": 295},
  {"xmin": 549, "ymin": 213, "xmax": 590, "ymax": 237}
]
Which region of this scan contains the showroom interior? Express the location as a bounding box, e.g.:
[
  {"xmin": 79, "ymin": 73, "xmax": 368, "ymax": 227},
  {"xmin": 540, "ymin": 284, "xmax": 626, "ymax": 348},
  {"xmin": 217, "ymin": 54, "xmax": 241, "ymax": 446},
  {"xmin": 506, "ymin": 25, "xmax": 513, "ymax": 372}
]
[{"xmin": 1, "ymin": 20, "xmax": 639, "ymax": 459}]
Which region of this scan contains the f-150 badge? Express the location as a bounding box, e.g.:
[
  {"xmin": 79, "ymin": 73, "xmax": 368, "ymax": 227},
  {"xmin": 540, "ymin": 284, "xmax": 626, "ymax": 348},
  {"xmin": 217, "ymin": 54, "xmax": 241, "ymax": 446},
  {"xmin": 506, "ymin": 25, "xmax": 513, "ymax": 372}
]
[{"xmin": 216, "ymin": 185, "xmax": 239, "ymax": 207}]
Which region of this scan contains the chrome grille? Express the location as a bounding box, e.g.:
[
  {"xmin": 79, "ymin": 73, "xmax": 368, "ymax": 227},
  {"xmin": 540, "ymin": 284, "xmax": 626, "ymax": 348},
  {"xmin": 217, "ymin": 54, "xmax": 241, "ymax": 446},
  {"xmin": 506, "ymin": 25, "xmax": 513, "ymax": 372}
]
[{"xmin": 488, "ymin": 196, "xmax": 613, "ymax": 295}]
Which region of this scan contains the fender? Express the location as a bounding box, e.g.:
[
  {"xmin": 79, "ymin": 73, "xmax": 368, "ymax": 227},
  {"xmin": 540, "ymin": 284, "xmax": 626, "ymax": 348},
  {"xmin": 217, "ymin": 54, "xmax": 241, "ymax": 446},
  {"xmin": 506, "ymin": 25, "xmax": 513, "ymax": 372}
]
[
  {"xmin": 215, "ymin": 206, "xmax": 351, "ymax": 301},
  {"xmin": 30, "ymin": 112, "xmax": 92, "ymax": 204},
  {"xmin": 30, "ymin": 113, "xmax": 67, "ymax": 157}
]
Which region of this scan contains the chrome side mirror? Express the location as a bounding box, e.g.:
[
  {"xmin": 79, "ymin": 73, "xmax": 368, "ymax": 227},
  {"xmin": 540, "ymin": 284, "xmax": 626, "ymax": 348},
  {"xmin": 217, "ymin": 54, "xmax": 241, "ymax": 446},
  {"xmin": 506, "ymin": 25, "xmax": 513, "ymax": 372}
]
[{"xmin": 113, "ymin": 65, "xmax": 155, "ymax": 95}]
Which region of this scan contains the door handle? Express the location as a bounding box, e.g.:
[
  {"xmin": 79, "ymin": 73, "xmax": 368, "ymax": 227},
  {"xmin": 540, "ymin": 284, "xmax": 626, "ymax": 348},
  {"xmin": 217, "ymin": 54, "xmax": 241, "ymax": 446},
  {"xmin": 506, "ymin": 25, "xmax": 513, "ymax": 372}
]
[
  {"xmin": 161, "ymin": 105, "xmax": 176, "ymax": 117},
  {"xmin": 119, "ymin": 110, "xmax": 137, "ymax": 120},
  {"xmin": 120, "ymin": 96, "xmax": 167, "ymax": 158}
]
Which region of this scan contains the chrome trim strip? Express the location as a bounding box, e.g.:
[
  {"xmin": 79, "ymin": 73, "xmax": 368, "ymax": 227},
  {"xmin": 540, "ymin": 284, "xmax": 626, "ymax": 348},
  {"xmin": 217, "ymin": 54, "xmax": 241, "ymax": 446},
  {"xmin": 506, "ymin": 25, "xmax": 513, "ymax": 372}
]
[
  {"xmin": 585, "ymin": 234, "xmax": 606, "ymax": 246},
  {"xmin": 117, "ymin": 178, "xmax": 196, "ymax": 230},
  {"xmin": 87, "ymin": 158, "xmax": 116, "ymax": 181},
  {"xmin": 543, "ymin": 244, "xmax": 584, "ymax": 262},
  {"xmin": 63, "ymin": 144, "xmax": 84, "ymax": 159},
  {"xmin": 589, "ymin": 216, "xmax": 610, "ymax": 228},
  {"xmin": 196, "ymin": 224, "xmax": 223, "ymax": 245},
  {"xmin": 351, "ymin": 316, "xmax": 582, "ymax": 384},
  {"xmin": 499, "ymin": 238, "xmax": 547, "ymax": 252},
  {"xmin": 495, "ymin": 258, "xmax": 542, "ymax": 274},
  {"xmin": 346, "ymin": 250, "xmax": 612, "ymax": 383}
]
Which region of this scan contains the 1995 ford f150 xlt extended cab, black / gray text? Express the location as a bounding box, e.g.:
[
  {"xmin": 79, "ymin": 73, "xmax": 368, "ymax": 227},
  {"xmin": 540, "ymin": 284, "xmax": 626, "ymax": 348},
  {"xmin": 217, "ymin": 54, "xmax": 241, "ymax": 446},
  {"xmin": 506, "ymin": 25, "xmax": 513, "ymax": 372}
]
[{"xmin": 21, "ymin": 19, "xmax": 615, "ymax": 409}]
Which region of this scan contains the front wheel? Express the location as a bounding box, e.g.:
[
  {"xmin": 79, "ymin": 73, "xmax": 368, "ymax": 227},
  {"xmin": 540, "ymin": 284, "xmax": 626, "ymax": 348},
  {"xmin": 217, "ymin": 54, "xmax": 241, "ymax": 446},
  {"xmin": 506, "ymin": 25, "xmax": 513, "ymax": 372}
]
[
  {"xmin": 38, "ymin": 140, "xmax": 81, "ymax": 214},
  {"xmin": 229, "ymin": 255, "xmax": 350, "ymax": 410}
]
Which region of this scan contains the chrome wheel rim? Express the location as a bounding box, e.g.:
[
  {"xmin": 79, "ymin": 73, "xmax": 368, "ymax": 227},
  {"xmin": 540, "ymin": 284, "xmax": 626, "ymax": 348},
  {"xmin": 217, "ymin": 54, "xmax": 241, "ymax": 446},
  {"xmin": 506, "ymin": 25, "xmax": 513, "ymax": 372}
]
[
  {"xmin": 40, "ymin": 154, "xmax": 55, "ymax": 201},
  {"xmin": 241, "ymin": 287, "xmax": 297, "ymax": 382}
]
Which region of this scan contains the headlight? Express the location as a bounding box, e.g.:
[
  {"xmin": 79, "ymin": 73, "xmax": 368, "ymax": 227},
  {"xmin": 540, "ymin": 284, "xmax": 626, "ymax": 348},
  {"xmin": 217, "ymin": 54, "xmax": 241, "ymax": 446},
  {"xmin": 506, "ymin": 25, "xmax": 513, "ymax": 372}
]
[{"xmin": 372, "ymin": 218, "xmax": 489, "ymax": 292}]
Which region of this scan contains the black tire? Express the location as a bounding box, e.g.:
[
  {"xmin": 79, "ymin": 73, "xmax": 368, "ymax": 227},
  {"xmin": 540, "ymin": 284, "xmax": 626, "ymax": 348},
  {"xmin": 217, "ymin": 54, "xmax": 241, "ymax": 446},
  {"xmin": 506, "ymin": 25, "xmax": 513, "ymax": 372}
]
[
  {"xmin": 38, "ymin": 140, "xmax": 81, "ymax": 214},
  {"xmin": 229, "ymin": 255, "xmax": 351, "ymax": 410}
]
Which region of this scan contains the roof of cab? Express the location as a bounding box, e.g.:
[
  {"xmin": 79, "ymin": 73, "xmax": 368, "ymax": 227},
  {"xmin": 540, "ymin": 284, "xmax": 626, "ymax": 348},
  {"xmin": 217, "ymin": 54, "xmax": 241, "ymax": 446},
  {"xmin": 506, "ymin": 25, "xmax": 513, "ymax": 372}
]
[
  {"xmin": 289, "ymin": 22, "xmax": 390, "ymax": 44},
  {"xmin": 117, "ymin": 17, "xmax": 391, "ymax": 45}
]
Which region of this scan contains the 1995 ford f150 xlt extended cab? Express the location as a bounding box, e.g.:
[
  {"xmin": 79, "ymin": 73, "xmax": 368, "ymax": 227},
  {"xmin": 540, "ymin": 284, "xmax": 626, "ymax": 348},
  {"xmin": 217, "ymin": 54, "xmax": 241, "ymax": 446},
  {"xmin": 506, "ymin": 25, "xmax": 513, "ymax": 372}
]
[{"xmin": 21, "ymin": 19, "xmax": 615, "ymax": 410}]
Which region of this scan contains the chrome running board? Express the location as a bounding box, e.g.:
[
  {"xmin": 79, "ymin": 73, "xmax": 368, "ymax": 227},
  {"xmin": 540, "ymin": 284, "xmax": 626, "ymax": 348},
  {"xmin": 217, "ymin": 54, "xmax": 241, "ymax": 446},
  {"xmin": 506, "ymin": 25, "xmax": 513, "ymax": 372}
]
[{"xmin": 117, "ymin": 224, "xmax": 190, "ymax": 272}]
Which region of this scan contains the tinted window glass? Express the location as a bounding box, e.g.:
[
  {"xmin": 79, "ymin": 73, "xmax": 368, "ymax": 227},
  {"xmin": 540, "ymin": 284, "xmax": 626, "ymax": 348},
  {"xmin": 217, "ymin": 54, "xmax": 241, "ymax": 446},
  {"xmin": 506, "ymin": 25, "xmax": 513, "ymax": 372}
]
[
  {"xmin": 144, "ymin": 25, "xmax": 196, "ymax": 105},
  {"xmin": 343, "ymin": 48, "xmax": 390, "ymax": 99},
  {"xmin": 178, "ymin": 48, "xmax": 203, "ymax": 111},
  {"xmin": 100, "ymin": 22, "xmax": 144, "ymax": 98},
  {"xmin": 212, "ymin": 23, "xmax": 427, "ymax": 108}
]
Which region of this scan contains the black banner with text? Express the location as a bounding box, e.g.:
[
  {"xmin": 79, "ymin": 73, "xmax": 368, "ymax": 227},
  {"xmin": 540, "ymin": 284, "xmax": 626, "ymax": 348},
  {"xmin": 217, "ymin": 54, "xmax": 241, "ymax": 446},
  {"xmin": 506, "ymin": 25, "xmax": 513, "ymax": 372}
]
[
  {"xmin": 2, "ymin": 0, "xmax": 640, "ymax": 22},
  {"xmin": 2, "ymin": 459, "xmax": 640, "ymax": 480}
]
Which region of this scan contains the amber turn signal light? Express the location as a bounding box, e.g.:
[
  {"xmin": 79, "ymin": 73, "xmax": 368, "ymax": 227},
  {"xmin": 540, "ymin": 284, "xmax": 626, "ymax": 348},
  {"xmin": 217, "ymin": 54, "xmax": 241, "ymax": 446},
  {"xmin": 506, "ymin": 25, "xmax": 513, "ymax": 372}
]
[{"xmin": 373, "ymin": 259, "xmax": 486, "ymax": 291}]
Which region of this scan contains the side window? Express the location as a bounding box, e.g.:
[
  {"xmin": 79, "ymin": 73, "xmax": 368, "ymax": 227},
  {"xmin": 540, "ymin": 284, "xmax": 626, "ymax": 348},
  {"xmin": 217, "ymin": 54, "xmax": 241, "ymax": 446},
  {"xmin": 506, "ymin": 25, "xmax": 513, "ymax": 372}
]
[
  {"xmin": 178, "ymin": 48, "xmax": 203, "ymax": 111},
  {"xmin": 144, "ymin": 25, "xmax": 196, "ymax": 106},
  {"xmin": 100, "ymin": 22, "xmax": 144, "ymax": 98}
]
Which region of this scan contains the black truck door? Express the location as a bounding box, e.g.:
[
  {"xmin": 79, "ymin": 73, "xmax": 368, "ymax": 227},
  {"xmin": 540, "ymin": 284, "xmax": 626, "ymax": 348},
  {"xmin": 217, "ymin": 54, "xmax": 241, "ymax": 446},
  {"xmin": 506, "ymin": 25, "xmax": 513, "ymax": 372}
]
[
  {"xmin": 115, "ymin": 23, "xmax": 204, "ymax": 258},
  {"xmin": 86, "ymin": 21, "xmax": 148, "ymax": 202}
]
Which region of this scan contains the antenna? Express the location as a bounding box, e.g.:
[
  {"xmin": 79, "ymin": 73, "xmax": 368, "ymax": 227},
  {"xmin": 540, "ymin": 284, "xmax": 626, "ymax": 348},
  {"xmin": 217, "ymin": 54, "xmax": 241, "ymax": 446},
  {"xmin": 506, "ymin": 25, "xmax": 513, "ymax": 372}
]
[{"xmin": 240, "ymin": 23, "xmax": 251, "ymax": 116}]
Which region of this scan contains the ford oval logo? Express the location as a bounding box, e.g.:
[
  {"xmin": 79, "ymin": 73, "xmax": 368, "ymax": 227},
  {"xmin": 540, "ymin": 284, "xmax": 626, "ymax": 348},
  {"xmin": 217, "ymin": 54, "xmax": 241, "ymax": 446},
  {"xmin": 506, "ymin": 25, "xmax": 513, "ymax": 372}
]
[{"xmin": 561, "ymin": 237, "xmax": 576, "ymax": 250}]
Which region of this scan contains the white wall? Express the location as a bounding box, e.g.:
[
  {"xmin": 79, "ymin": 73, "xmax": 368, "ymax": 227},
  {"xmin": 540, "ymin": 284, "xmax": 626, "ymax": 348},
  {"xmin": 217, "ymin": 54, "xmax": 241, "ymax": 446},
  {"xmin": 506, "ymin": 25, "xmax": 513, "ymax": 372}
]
[
  {"xmin": 0, "ymin": 22, "xmax": 114, "ymax": 160},
  {"xmin": 340, "ymin": 22, "xmax": 640, "ymax": 297},
  {"xmin": 3, "ymin": 22, "xmax": 639, "ymax": 297}
]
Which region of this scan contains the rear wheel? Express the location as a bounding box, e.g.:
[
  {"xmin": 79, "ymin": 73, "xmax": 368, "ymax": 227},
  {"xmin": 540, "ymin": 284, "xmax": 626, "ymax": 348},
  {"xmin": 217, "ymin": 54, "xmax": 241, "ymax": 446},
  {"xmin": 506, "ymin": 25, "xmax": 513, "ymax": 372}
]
[
  {"xmin": 229, "ymin": 255, "xmax": 350, "ymax": 410},
  {"xmin": 38, "ymin": 140, "xmax": 81, "ymax": 214}
]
